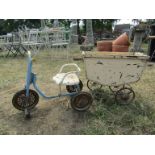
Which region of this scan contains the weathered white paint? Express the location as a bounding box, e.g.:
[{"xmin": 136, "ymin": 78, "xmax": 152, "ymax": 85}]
[{"xmin": 83, "ymin": 52, "xmax": 148, "ymax": 86}]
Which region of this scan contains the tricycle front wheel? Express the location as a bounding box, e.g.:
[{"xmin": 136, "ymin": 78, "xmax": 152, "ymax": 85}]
[
  {"xmin": 71, "ymin": 91, "xmax": 93, "ymax": 112},
  {"xmin": 12, "ymin": 89, "xmax": 39, "ymax": 111}
]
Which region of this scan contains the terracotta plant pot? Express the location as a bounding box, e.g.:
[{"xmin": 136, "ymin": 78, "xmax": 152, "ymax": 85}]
[
  {"xmin": 112, "ymin": 45, "xmax": 129, "ymax": 52},
  {"xmin": 97, "ymin": 40, "xmax": 113, "ymax": 52},
  {"xmin": 113, "ymin": 32, "xmax": 130, "ymax": 46}
]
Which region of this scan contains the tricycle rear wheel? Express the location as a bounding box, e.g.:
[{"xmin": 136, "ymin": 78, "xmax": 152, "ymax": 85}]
[
  {"xmin": 66, "ymin": 80, "xmax": 83, "ymax": 93},
  {"xmin": 71, "ymin": 91, "xmax": 93, "ymax": 111}
]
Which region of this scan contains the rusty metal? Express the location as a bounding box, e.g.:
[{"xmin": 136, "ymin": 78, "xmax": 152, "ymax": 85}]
[
  {"xmin": 66, "ymin": 80, "xmax": 83, "ymax": 93},
  {"xmin": 87, "ymin": 80, "xmax": 102, "ymax": 91},
  {"xmin": 12, "ymin": 89, "xmax": 39, "ymax": 111},
  {"xmin": 115, "ymin": 87, "xmax": 135, "ymax": 105},
  {"xmin": 71, "ymin": 92, "xmax": 93, "ymax": 111},
  {"xmin": 109, "ymin": 84, "xmax": 131, "ymax": 93}
]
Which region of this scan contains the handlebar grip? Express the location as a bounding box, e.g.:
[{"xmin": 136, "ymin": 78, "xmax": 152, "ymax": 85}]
[{"xmin": 27, "ymin": 51, "xmax": 31, "ymax": 57}]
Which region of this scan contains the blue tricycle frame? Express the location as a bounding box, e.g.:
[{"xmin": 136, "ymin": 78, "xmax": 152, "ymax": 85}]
[{"xmin": 12, "ymin": 51, "xmax": 93, "ymax": 118}]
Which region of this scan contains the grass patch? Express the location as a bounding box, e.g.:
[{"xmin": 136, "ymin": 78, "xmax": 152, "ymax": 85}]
[{"xmin": 81, "ymin": 87, "xmax": 155, "ymax": 135}]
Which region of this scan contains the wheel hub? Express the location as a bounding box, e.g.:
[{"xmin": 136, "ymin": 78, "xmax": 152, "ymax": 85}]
[{"xmin": 12, "ymin": 89, "xmax": 39, "ymax": 111}]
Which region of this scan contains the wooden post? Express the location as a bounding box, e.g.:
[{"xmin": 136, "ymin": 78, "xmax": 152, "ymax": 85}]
[{"xmin": 148, "ymin": 24, "xmax": 155, "ymax": 61}]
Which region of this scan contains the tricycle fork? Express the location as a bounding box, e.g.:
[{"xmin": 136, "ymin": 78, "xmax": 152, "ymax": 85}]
[{"xmin": 24, "ymin": 51, "xmax": 34, "ymax": 119}]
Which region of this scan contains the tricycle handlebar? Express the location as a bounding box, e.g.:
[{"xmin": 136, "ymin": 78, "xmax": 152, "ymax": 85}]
[{"xmin": 27, "ymin": 51, "xmax": 32, "ymax": 59}]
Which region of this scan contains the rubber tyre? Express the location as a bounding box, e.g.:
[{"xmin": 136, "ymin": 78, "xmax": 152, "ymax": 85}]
[
  {"xmin": 71, "ymin": 91, "xmax": 93, "ymax": 112},
  {"xmin": 12, "ymin": 89, "xmax": 39, "ymax": 111}
]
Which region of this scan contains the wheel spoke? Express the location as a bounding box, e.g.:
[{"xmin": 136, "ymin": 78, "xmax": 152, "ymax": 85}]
[
  {"xmin": 115, "ymin": 87, "xmax": 135, "ymax": 105},
  {"xmin": 87, "ymin": 80, "xmax": 102, "ymax": 90},
  {"xmin": 12, "ymin": 89, "xmax": 39, "ymax": 111}
]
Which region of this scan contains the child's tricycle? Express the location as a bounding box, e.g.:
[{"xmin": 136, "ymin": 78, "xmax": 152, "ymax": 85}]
[{"xmin": 12, "ymin": 51, "xmax": 93, "ymax": 118}]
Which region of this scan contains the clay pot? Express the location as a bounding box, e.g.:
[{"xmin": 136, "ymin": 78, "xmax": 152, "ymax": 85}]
[
  {"xmin": 112, "ymin": 45, "xmax": 129, "ymax": 52},
  {"xmin": 97, "ymin": 40, "xmax": 113, "ymax": 52},
  {"xmin": 113, "ymin": 33, "xmax": 130, "ymax": 46}
]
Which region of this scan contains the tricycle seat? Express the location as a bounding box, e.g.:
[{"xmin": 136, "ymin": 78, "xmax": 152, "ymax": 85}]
[{"xmin": 53, "ymin": 73, "xmax": 80, "ymax": 85}]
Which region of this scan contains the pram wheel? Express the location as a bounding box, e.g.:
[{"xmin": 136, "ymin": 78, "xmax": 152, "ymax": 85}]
[
  {"xmin": 109, "ymin": 84, "xmax": 131, "ymax": 93},
  {"xmin": 66, "ymin": 80, "xmax": 83, "ymax": 93},
  {"xmin": 71, "ymin": 92, "xmax": 93, "ymax": 111},
  {"xmin": 115, "ymin": 87, "xmax": 135, "ymax": 105},
  {"xmin": 87, "ymin": 80, "xmax": 102, "ymax": 91},
  {"xmin": 12, "ymin": 89, "xmax": 39, "ymax": 111}
]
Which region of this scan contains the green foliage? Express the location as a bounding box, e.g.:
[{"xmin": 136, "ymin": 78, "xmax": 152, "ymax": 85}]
[
  {"xmin": 58, "ymin": 19, "xmax": 71, "ymax": 28},
  {"xmin": 80, "ymin": 19, "xmax": 117, "ymax": 35},
  {"xmin": 0, "ymin": 19, "xmax": 118, "ymax": 35},
  {"xmin": 0, "ymin": 19, "xmax": 41, "ymax": 34},
  {"xmin": 92, "ymin": 19, "xmax": 117, "ymax": 32}
]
